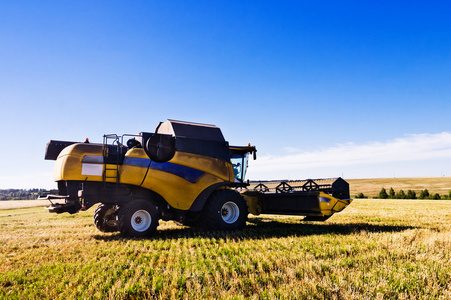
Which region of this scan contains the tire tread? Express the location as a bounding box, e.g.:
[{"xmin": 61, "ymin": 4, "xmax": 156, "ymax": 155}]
[
  {"xmin": 117, "ymin": 200, "xmax": 158, "ymax": 237},
  {"xmin": 204, "ymin": 189, "xmax": 248, "ymax": 230},
  {"xmin": 93, "ymin": 204, "xmax": 118, "ymax": 232}
]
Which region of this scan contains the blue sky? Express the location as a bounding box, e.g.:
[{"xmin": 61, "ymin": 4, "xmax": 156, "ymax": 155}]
[{"xmin": 1, "ymin": 1, "xmax": 451, "ymax": 188}]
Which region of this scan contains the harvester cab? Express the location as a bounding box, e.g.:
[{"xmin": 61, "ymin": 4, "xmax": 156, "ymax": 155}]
[
  {"xmin": 40, "ymin": 119, "xmax": 351, "ymax": 237},
  {"xmin": 229, "ymin": 145, "xmax": 256, "ymax": 184}
]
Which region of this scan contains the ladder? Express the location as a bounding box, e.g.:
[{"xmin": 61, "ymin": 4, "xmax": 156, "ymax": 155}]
[{"xmin": 102, "ymin": 134, "xmax": 121, "ymax": 185}]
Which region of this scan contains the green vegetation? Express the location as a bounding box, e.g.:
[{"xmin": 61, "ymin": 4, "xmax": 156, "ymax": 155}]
[
  {"xmin": 1, "ymin": 200, "xmax": 450, "ymax": 299},
  {"xmin": 354, "ymin": 192, "xmax": 366, "ymax": 198},
  {"xmin": 0, "ymin": 189, "xmax": 54, "ymax": 200},
  {"xmin": 369, "ymin": 187, "xmax": 451, "ymax": 200},
  {"xmin": 379, "ymin": 187, "xmax": 388, "ymax": 199}
]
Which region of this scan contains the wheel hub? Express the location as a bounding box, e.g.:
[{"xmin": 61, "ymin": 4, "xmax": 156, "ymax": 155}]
[
  {"xmin": 104, "ymin": 208, "xmax": 118, "ymax": 227},
  {"xmin": 220, "ymin": 201, "xmax": 239, "ymax": 224},
  {"xmin": 221, "ymin": 208, "xmax": 229, "ymax": 217},
  {"xmin": 130, "ymin": 210, "xmax": 152, "ymax": 232}
]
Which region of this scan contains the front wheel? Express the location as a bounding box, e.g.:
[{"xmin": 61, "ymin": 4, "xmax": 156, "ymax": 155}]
[
  {"xmin": 117, "ymin": 200, "xmax": 159, "ymax": 237},
  {"xmin": 204, "ymin": 189, "xmax": 248, "ymax": 230}
]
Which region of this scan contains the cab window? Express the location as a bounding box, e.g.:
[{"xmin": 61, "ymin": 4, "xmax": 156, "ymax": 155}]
[{"xmin": 231, "ymin": 153, "xmax": 249, "ymax": 182}]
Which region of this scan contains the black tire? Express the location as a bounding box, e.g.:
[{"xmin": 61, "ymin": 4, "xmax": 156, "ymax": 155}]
[
  {"xmin": 93, "ymin": 204, "xmax": 118, "ymax": 232},
  {"xmin": 204, "ymin": 189, "xmax": 248, "ymax": 230},
  {"xmin": 117, "ymin": 200, "xmax": 159, "ymax": 237}
]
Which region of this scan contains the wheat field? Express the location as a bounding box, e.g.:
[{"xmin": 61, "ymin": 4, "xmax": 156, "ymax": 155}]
[{"xmin": 1, "ymin": 197, "xmax": 450, "ymax": 299}]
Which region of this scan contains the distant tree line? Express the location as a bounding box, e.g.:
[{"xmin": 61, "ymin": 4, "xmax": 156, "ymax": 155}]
[
  {"xmin": 0, "ymin": 189, "xmax": 56, "ymax": 200},
  {"xmin": 355, "ymin": 188, "xmax": 451, "ymax": 200}
]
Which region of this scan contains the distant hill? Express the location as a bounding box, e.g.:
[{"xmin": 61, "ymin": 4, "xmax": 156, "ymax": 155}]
[{"xmin": 347, "ymin": 177, "xmax": 451, "ymax": 198}]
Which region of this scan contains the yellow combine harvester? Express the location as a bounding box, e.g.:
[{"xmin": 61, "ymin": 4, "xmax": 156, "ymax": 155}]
[{"xmin": 41, "ymin": 119, "xmax": 352, "ymax": 237}]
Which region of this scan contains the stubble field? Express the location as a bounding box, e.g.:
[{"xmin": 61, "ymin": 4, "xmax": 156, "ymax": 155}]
[{"xmin": 1, "ymin": 198, "xmax": 450, "ymax": 299}]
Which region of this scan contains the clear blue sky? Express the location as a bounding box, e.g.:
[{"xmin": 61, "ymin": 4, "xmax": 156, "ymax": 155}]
[{"xmin": 1, "ymin": 1, "xmax": 451, "ymax": 188}]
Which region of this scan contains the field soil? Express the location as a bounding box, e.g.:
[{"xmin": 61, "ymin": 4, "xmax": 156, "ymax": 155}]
[{"xmin": 1, "ymin": 198, "xmax": 450, "ymax": 299}]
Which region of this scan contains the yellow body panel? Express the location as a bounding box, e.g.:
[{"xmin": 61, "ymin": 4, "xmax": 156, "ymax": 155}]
[
  {"xmin": 318, "ymin": 192, "xmax": 352, "ymax": 216},
  {"xmin": 53, "ymin": 143, "xmax": 234, "ymax": 211},
  {"xmin": 141, "ymin": 171, "xmax": 223, "ymax": 210},
  {"xmin": 54, "ymin": 143, "xmax": 104, "ymax": 182},
  {"xmin": 170, "ymin": 152, "xmax": 232, "ymax": 182},
  {"xmin": 120, "ymin": 148, "xmax": 150, "ymax": 185},
  {"xmin": 126, "ymin": 151, "xmax": 233, "ymax": 210}
]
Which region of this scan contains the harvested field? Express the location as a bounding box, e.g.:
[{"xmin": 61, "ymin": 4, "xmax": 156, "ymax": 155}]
[{"xmin": 1, "ymin": 199, "xmax": 450, "ymax": 299}]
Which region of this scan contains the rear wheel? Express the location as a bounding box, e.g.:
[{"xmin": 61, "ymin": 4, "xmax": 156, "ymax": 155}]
[
  {"xmin": 204, "ymin": 189, "xmax": 248, "ymax": 230},
  {"xmin": 118, "ymin": 200, "xmax": 159, "ymax": 237},
  {"xmin": 93, "ymin": 204, "xmax": 118, "ymax": 232}
]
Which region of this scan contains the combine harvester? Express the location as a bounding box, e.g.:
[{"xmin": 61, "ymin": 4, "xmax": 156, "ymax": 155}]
[{"xmin": 41, "ymin": 119, "xmax": 352, "ymax": 237}]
